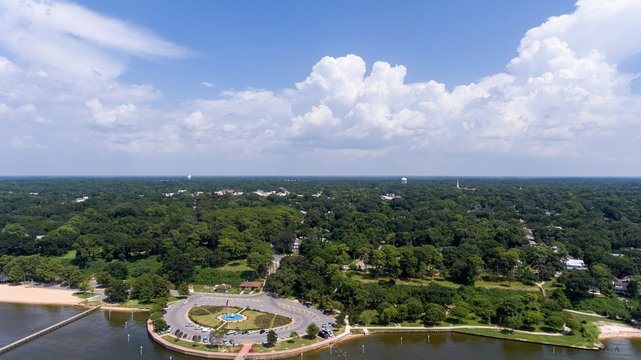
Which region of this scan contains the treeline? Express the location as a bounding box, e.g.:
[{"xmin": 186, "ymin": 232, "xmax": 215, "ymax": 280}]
[
  {"xmin": 3, "ymin": 177, "xmax": 641, "ymax": 314},
  {"xmin": 0, "ymin": 255, "xmax": 84, "ymax": 287},
  {"xmin": 267, "ymin": 253, "xmax": 641, "ymax": 329}
]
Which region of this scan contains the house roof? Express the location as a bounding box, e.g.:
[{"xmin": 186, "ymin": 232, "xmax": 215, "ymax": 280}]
[
  {"xmin": 565, "ymin": 258, "xmax": 585, "ymax": 267},
  {"xmin": 239, "ymin": 281, "xmax": 263, "ymax": 288}
]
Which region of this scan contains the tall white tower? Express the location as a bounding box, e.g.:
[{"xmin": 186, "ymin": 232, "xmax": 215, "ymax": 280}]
[{"xmin": 456, "ymin": 179, "xmax": 460, "ymax": 189}]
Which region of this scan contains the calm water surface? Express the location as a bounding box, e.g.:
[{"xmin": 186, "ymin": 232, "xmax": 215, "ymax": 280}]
[{"xmin": 0, "ymin": 304, "xmax": 639, "ymax": 360}]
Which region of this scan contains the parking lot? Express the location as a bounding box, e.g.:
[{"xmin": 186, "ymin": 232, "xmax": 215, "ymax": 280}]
[{"xmin": 163, "ymin": 292, "xmax": 335, "ymax": 345}]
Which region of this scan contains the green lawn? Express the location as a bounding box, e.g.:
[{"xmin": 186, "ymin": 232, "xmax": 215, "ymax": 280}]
[
  {"xmin": 161, "ymin": 335, "xmax": 241, "ymax": 352},
  {"xmin": 349, "ymin": 272, "xmax": 538, "ymax": 292},
  {"xmin": 252, "ymin": 336, "xmax": 324, "ymax": 352},
  {"xmin": 192, "ymin": 266, "xmax": 259, "ymax": 288},
  {"xmin": 188, "ymin": 306, "xmax": 292, "ymax": 330},
  {"xmin": 192, "ymin": 284, "xmax": 242, "ymax": 294},
  {"xmin": 188, "ymin": 305, "xmax": 230, "ymax": 328},
  {"xmin": 116, "ymin": 299, "xmax": 154, "ymax": 309},
  {"xmin": 73, "ymin": 292, "xmax": 93, "ymax": 299},
  {"xmin": 216, "ymin": 260, "xmax": 252, "ymax": 272},
  {"xmin": 455, "ymin": 328, "xmax": 597, "ymax": 348}
]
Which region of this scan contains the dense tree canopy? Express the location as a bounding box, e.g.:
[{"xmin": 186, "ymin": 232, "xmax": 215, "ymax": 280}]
[{"xmin": 2, "ymin": 177, "xmax": 641, "ymax": 328}]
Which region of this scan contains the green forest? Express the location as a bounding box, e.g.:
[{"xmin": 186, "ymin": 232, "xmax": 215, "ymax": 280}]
[{"xmin": 1, "ymin": 177, "xmax": 641, "ymax": 337}]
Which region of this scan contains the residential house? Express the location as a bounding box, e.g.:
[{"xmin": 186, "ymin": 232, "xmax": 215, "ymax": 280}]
[{"xmin": 565, "ymin": 258, "xmax": 587, "ymax": 270}]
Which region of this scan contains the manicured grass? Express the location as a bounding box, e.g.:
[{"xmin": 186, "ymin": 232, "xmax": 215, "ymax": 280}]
[
  {"xmin": 162, "ymin": 335, "xmax": 241, "ymax": 352},
  {"xmin": 189, "ymin": 306, "xmax": 234, "ymax": 328},
  {"xmin": 252, "ymin": 336, "xmax": 324, "ymax": 352},
  {"xmin": 444, "ymin": 317, "xmax": 489, "ymax": 326},
  {"xmin": 216, "ymin": 260, "xmax": 252, "ymax": 272},
  {"xmin": 189, "ymin": 306, "xmax": 292, "ymax": 331},
  {"xmin": 73, "ymin": 292, "xmax": 93, "ymax": 299},
  {"xmin": 565, "ymin": 310, "xmax": 627, "ymax": 326},
  {"xmin": 192, "ymin": 284, "xmax": 243, "ymax": 294},
  {"xmin": 349, "ymin": 272, "xmax": 537, "ymax": 292},
  {"xmin": 455, "ymin": 328, "xmax": 597, "ymax": 348},
  {"xmin": 272, "ymin": 314, "xmax": 292, "ymax": 327},
  {"xmin": 116, "ymin": 299, "xmax": 154, "ymax": 309}
]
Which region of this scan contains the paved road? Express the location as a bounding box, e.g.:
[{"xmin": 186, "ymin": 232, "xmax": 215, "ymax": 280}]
[
  {"xmin": 268, "ymin": 255, "xmax": 285, "ymax": 275},
  {"xmin": 164, "ymin": 292, "xmax": 334, "ymax": 345}
]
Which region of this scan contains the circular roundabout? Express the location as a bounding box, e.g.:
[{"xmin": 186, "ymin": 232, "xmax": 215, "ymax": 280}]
[
  {"xmin": 219, "ymin": 313, "xmax": 246, "ymax": 322},
  {"xmin": 163, "ymin": 293, "xmax": 335, "ymax": 345}
]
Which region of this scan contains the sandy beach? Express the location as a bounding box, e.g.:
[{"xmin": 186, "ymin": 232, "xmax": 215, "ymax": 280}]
[
  {"xmin": 0, "ymin": 284, "xmax": 82, "ymax": 306},
  {"xmin": 598, "ymin": 321, "xmax": 641, "ymax": 339}
]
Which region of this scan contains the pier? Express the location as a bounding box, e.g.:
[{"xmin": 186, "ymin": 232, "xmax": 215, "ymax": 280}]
[{"xmin": 0, "ymin": 306, "xmax": 101, "ymax": 355}]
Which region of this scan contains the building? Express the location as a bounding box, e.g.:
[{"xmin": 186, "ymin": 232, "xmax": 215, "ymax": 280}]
[
  {"xmin": 613, "ymin": 276, "xmax": 631, "ymax": 294},
  {"xmin": 0, "ymin": 274, "xmax": 9, "ymax": 283},
  {"xmin": 565, "ymin": 258, "xmax": 587, "ymax": 270},
  {"xmin": 239, "ymin": 281, "xmax": 263, "ymax": 291},
  {"xmin": 381, "ymin": 193, "xmax": 400, "ymax": 201},
  {"xmin": 253, "ymin": 190, "xmax": 274, "ymax": 197},
  {"xmin": 292, "ymin": 237, "xmax": 304, "ymax": 253},
  {"xmin": 214, "ymin": 284, "xmax": 231, "ymax": 292}
]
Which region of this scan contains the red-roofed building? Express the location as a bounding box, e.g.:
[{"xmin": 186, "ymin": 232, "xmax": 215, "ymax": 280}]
[{"xmin": 239, "ymin": 281, "xmax": 263, "ymax": 291}]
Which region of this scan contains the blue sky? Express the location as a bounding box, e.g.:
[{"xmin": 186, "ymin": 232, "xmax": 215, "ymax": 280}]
[{"xmin": 1, "ymin": 0, "xmax": 641, "ymax": 176}]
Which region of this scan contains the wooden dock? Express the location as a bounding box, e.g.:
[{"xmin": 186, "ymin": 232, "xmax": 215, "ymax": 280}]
[{"xmin": 0, "ymin": 305, "xmax": 101, "ymax": 355}]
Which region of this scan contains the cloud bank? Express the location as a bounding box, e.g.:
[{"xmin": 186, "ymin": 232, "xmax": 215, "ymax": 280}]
[{"xmin": 1, "ymin": 0, "xmax": 641, "ymax": 174}]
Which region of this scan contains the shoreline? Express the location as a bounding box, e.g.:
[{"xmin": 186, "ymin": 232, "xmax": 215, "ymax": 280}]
[
  {"xmin": 597, "ymin": 321, "xmax": 641, "ymax": 340},
  {"xmin": 0, "ymin": 284, "xmax": 82, "ymax": 306},
  {"xmin": 0, "ymin": 284, "xmax": 150, "ymax": 312}
]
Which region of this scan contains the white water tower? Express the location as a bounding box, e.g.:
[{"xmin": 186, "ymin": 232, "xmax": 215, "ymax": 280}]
[
  {"xmin": 401, "ymin": 177, "xmax": 408, "ymax": 184},
  {"xmin": 187, "ymin": 175, "xmax": 192, "ymax": 180}
]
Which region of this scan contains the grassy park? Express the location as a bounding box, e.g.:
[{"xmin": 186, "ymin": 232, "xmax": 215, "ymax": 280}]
[
  {"xmin": 188, "ymin": 305, "xmax": 292, "ymax": 330},
  {"xmin": 454, "ymin": 328, "xmax": 597, "ymax": 348},
  {"xmin": 162, "ymin": 334, "xmax": 242, "ymax": 352}
]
